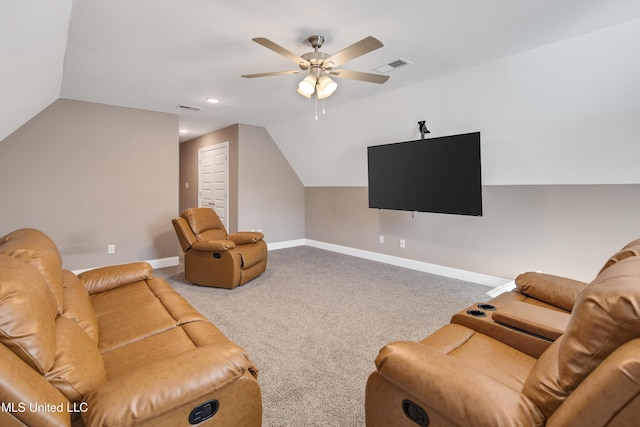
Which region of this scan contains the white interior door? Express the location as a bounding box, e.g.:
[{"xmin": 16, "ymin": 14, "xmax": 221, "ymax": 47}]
[{"xmin": 198, "ymin": 143, "xmax": 229, "ymax": 230}]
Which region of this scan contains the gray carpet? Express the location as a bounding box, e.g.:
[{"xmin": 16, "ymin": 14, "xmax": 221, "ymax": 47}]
[{"xmin": 155, "ymin": 246, "xmax": 491, "ymax": 427}]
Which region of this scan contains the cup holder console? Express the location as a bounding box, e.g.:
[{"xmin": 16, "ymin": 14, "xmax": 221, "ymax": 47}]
[
  {"xmin": 477, "ymin": 303, "xmax": 496, "ymax": 311},
  {"xmin": 466, "ymin": 309, "xmax": 486, "ymax": 317}
]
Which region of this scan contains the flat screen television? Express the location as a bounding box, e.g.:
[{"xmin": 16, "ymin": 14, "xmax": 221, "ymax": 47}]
[{"xmin": 367, "ymin": 131, "xmax": 482, "ymax": 216}]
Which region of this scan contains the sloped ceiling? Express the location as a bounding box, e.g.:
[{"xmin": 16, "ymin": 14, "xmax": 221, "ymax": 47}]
[
  {"xmin": 3, "ymin": 1, "xmax": 640, "ymax": 186},
  {"xmin": 59, "ymin": 0, "xmax": 640, "ymax": 142},
  {"xmin": 0, "ymin": 0, "xmax": 72, "ymax": 142}
]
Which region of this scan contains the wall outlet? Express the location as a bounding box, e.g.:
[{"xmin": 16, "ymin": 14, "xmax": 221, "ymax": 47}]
[
  {"xmin": 107, "ymin": 244, "xmax": 115, "ymax": 254},
  {"xmin": 379, "ymin": 235, "xmax": 384, "ymax": 244},
  {"xmin": 399, "ymin": 239, "xmax": 406, "ymax": 249}
]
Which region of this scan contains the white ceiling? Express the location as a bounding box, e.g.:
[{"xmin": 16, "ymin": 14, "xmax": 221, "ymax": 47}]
[{"xmin": 7, "ymin": 1, "xmax": 640, "ymax": 143}]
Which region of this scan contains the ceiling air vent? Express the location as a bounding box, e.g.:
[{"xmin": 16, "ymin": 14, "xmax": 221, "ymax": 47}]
[
  {"xmin": 177, "ymin": 104, "xmax": 203, "ymax": 111},
  {"xmin": 373, "ymin": 58, "xmax": 412, "ymax": 74}
]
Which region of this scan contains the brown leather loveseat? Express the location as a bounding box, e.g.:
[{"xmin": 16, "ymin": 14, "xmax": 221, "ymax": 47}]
[
  {"xmin": 0, "ymin": 228, "xmax": 261, "ymax": 427},
  {"xmin": 366, "ymin": 242, "xmax": 640, "ymax": 426}
]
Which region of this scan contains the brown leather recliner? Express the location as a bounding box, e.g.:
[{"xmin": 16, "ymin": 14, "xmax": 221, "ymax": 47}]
[
  {"xmin": 365, "ymin": 255, "xmax": 640, "ymax": 426},
  {"xmin": 451, "ymin": 238, "xmax": 640, "ymax": 358},
  {"xmin": 172, "ymin": 207, "xmax": 267, "ymax": 289}
]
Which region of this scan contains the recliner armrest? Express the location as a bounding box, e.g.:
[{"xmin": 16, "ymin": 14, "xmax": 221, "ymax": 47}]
[
  {"xmin": 82, "ymin": 343, "xmax": 259, "ymax": 426},
  {"xmin": 191, "ymin": 240, "xmax": 236, "ymax": 251},
  {"xmin": 79, "ymin": 262, "xmax": 153, "ymax": 295},
  {"xmin": 228, "ymin": 232, "xmax": 264, "ymax": 245},
  {"xmin": 374, "ymin": 341, "xmax": 543, "ymax": 426},
  {"xmin": 492, "ymin": 301, "xmax": 570, "ymax": 340},
  {"xmin": 515, "ymin": 272, "xmax": 588, "ymax": 311}
]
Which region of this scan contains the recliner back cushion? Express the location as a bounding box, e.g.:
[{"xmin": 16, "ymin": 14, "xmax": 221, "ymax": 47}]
[
  {"xmin": 522, "ymin": 338, "xmax": 564, "ymax": 417},
  {"xmin": 559, "ymin": 257, "xmax": 640, "ymax": 392},
  {"xmin": 61, "ymin": 270, "xmax": 99, "ymax": 344},
  {"xmin": 45, "ymin": 317, "xmax": 107, "ymax": 402},
  {"xmin": 0, "ymin": 228, "xmax": 65, "ymax": 314},
  {"xmin": 182, "ymin": 208, "xmax": 227, "ymax": 241},
  {"xmin": 0, "ymin": 254, "xmax": 57, "ymax": 374},
  {"xmin": 598, "ymin": 238, "xmax": 640, "ymax": 274}
]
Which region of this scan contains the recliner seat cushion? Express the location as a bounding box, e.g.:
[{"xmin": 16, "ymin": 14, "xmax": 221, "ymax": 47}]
[
  {"xmin": 101, "ymin": 320, "xmax": 230, "ymax": 380},
  {"xmin": 90, "ymin": 278, "xmax": 205, "ymax": 353},
  {"xmin": 419, "ymin": 323, "xmax": 536, "ymax": 392}
]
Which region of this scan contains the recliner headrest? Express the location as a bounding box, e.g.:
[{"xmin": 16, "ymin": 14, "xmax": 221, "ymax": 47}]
[{"xmin": 182, "ymin": 208, "xmax": 226, "ymax": 235}]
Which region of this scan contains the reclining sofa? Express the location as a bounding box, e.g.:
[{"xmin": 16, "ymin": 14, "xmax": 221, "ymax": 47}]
[
  {"xmin": 0, "ymin": 228, "xmax": 261, "ymax": 427},
  {"xmin": 366, "ymin": 239, "xmax": 640, "ymax": 426}
]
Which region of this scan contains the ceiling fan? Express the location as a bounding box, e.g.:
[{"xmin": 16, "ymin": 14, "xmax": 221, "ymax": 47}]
[{"xmin": 241, "ymin": 35, "xmax": 390, "ymax": 99}]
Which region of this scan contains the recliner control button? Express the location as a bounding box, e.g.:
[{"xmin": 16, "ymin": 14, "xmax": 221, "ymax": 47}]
[
  {"xmin": 189, "ymin": 399, "xmax": 219, "ymax": 424},
  {"xmin": 402, "ymin": 399, "xmax": 429, "ymax": 426}
]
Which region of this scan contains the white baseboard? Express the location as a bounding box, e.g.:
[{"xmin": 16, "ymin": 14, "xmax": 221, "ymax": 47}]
[
  {"xmin": 75, "ymin": 242, "xmax": 510, "ymax": 292},
  {"xmin": 486, "ymin": 280, "xmax": 517, "ymax": 298},
  {"xmin": 71, "ymin": 256, "xmax": 179, "ymax": 275},
  {"xmin": 267, "ymin": 239, "xmax": 306, "ymax": 251},
  {"xmin": 297, "ymin": 239, "xmax": 510, "ymax": 289},
  {"xmin": 148, "ymin": 256, "xmax": 180, "ymax": 269}
]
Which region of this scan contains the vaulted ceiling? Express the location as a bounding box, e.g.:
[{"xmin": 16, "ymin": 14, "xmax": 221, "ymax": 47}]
[{"xmin": 3, "ymin": 0, "xmax": 640, "ymax": 144}]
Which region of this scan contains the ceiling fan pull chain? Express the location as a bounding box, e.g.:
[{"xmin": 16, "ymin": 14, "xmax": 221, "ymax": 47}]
[
  {"xmin": 315, "ymin": 96, "xmax": 318, "ymax": 121},
  {"xmin": 322, "ymin": 98, "xmax": 326, "ymax": 115}
]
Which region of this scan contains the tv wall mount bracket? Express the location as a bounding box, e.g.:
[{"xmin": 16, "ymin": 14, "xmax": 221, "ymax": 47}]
[{"xmin": 418, "ymin": 121, "xmax": 430, "ymax": 139}]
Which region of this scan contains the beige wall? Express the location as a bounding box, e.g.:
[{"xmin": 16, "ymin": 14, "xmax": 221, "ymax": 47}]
[
  {"xmin": 237, "ymin": 124, "xmax": 304, "ymax": 241},
  {"xmin": 4, "ymin": 99, "xmax": 635, "ymax": 283},
  {"xmin": 0, "ymin": 99, "xmax": 179, "ymax": 270},
  {"xmin": 179, "ymin": 124, "xmax": 304, "ymax": 242},
  {"xmin": 306, "ymin": 185, "xmax": 640, "ymax": 282}
]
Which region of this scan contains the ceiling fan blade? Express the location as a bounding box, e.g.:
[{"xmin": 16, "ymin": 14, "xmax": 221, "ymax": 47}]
[
  {"xmin": 252, "ymin": 37, "xmax": 309, "ymax": 66},
  {"xmin": 324, "ymin": 36, "xmax": 384, "ymax": 68},
  {"xmin": 241, "ymin": 70, "xmax": 302, "ymax": 78},
  {"xmin": 330, "ymin": 69, "xmax": 390, "ymax": 84}
]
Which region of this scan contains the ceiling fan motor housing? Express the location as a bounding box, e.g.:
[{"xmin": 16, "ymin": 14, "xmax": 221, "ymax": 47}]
[
  {"xmin": 300, "ymin": 51, "xmax": 332, "ymax": 72},
  {"xmin": 307, "ymin": 35, "xmax": 325, "ymax": 49}
]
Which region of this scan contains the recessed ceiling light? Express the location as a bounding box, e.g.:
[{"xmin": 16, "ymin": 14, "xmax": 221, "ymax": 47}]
[
  {"xmin": 179, "ymin": 129, "xmax": 188, "ymax": 134},
  {"xmin": 205, "ymin": 97, "xmax": 220, "ymax": 104}
]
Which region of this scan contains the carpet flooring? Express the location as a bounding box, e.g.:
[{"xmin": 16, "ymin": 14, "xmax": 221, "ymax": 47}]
[{"xmin": 155, "ymin": 246, "xmax": 491, "ymax": 427}]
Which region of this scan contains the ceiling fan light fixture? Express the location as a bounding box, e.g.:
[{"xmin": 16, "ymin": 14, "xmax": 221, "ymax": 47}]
[
  {"xmin": 316, "ymin": 74, "xmax": 337, "ymax": 99},
  {"xmin": 298, "ymin": 74, "xmax": 317, "ymax": 96},
  {"xmin": 296, "ymin": 87, "xmax": 312, "ymax": 99}
]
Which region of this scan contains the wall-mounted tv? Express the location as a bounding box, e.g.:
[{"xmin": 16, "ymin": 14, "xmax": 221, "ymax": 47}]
[{"xmin": 367, "ymin": 132, "xmax": 482, "ymax": 216}]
